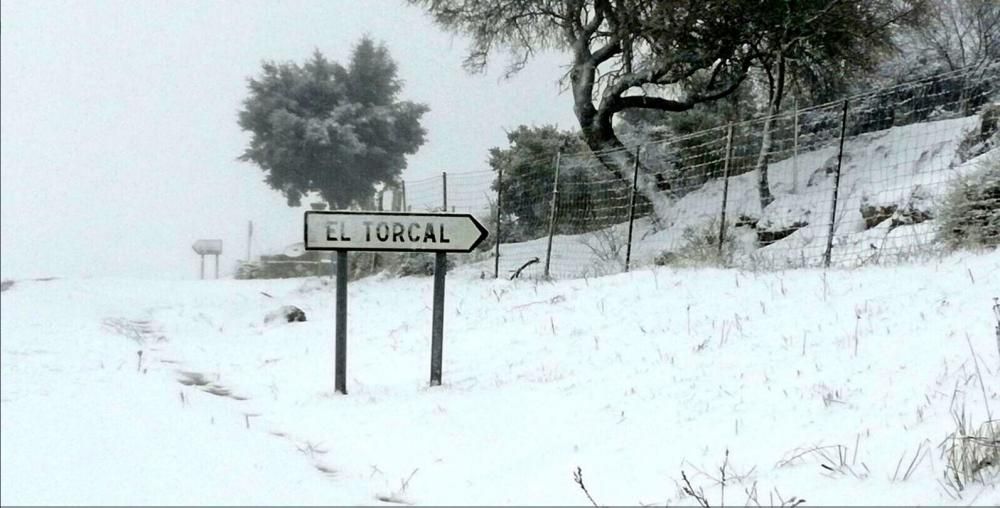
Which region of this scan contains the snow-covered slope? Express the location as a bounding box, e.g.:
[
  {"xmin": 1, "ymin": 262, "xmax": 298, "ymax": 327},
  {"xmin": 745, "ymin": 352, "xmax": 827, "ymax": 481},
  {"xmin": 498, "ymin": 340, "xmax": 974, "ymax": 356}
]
[
  {"xmin": 2, "ymin": 253, "xmax": 998, "ymax": 504},
  {"xmin": 485, "ymin": 115, "xmax": 994, "ymax": 279}
]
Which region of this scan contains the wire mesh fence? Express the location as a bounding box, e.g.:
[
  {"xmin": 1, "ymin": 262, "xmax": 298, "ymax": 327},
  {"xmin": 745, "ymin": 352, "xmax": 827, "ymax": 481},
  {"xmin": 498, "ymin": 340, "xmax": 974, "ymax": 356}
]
[{"xmin": 391, "ymin": 63, "xmax": 999, "ymax": 279}]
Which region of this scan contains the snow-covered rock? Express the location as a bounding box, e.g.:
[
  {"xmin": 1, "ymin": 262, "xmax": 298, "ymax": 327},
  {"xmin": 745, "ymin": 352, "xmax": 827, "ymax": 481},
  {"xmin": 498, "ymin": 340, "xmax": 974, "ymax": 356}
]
[{"xmin": 264, "ymin": 305, "xmax": 307, "ymax": 323}]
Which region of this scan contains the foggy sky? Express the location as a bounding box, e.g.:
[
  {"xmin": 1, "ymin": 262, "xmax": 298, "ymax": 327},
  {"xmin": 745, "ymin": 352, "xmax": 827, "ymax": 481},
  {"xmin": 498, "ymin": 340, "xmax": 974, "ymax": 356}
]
[{"xmin": 0, "ymin": 0, "xmax": 576, "ymax": 279}]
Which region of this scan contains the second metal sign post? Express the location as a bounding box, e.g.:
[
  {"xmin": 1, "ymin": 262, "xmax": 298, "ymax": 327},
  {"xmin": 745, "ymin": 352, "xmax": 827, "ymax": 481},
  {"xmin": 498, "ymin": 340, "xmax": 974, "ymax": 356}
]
[{"xmin": 305, "ymin": 210, "xmax": 489, "ymax": 394}]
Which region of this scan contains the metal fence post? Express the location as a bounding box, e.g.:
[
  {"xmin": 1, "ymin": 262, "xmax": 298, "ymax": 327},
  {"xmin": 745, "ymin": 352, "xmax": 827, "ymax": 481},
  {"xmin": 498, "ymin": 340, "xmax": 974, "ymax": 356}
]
[
  {"xmin": 401, "ymin": 180, "xmax": 407, "ymax": 212},
  {"xmin": 718, "ymin": 124, "xmax": 734, "ymax": 259},
  {"xmin": 624, "ymin": 147, "xmax": 641, "ymax": 272},
  {"xmin": 494, "ymin": 167, "xmax": 502, "ymax": 279},
  {"xmin": 246, "ymin": 221, "xmax": 253, "ymax": 262},
  {"xmin": 442, "ymin": 171, "xmax": 448, "ymax": 211},
  {"xmin": 543, "ymin": 151, "xmax": 562, "ymax": 279},
  {"xmin": 792, "ymin": 97, "xmax": 800, "ymax": 193},
  {"xmin": 824, "ymin": 100, "xmax": 849, "ymax": 268}
]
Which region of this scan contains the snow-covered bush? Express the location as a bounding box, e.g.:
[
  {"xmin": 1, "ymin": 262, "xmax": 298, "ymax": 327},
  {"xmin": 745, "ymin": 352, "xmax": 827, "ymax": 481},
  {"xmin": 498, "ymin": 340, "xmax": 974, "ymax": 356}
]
[
  {"xmin": 234, "ymin": 261, "xmax": 261, "ymax": 280},
  {"xmin": 578, "ymin": 225, "xmax": 627, "ymax": 265},
  {"xmin": 654, "ymin": 220, "xmax": 735, "ymax": 267},
  {"xmin": 939, "ymin": 393, "xmax": 1000, "ymax": 495},
  {"xmin": 955, "ymin": 104, "xmax": 1000, "ymax": 163},
  {"xmin": 383, "ymin": 252, "xmax": 454, "ymax": 277},
  {"xmin": 937, "ymin": 153, "xmax": 1000, "ymax": 250}
]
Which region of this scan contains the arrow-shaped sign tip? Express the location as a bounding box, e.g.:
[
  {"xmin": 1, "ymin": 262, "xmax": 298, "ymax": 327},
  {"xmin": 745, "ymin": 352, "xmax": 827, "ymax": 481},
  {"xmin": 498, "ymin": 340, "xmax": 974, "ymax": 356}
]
[{"xmin": 469, "ymin": 215, "xmax": 489, "ymax": 251}]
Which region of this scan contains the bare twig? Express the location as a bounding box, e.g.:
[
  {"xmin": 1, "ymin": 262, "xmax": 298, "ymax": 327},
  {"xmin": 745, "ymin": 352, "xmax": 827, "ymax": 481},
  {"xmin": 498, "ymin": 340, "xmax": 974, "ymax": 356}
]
[
  {"xmin": 993, "ymin": 298, "xmax": 1000, "ymax": 367},
  {"xmin": 719, "ymin": 449, "xmax": 729, "ymax": 507},
  {"xmin": 892, "ymin": 441, "xmax": 929, "ymax": 482},
  {"xmin": 573, "ymin": 467, "xmax": 600, "ymax": 507},
  {"xmin": 510, "ymin": 257, "xmax": 540, "ymax": 280},
  {"xmin": 965, "ymin": 332, "xmax": 993, "ymax": 422},
  {"xmin": 680, "ymin": 470, "xmax": 710, "ymax": 508}
]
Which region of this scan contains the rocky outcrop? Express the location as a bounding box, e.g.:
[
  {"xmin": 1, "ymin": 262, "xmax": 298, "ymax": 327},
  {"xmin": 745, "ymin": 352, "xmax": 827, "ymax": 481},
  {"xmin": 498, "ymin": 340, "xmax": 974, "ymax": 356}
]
[
  {"xmin": 860, "ymin": 186, "xmax": 933, "ymax": 230},
  {"xmin": 757, "ymin": 221, "xmax": 809, "ymax": 246}
]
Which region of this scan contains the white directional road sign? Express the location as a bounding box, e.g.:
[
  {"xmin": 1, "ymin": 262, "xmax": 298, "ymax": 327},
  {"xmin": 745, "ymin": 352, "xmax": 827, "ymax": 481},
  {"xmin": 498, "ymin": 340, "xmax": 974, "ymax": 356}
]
[
  {"xmin": 304, "ymin": 211, "xmax": 489, "ymax": 253},
  {"xmin": 192, "ymin": 239, "xmax": 222, "ymax": 255}
]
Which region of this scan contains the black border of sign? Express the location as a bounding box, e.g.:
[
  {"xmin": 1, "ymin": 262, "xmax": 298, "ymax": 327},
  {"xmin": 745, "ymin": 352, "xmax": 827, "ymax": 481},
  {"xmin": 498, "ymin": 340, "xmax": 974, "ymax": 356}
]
[{"xmin": 303, "ymin": 210, "xmax": 489, "ymax": 253}]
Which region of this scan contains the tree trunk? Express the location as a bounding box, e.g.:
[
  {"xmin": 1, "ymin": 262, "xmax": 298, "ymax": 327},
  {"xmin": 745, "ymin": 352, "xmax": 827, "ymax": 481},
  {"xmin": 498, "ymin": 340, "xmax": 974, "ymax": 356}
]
[
  {"xmin": 755, "ymin": 54, "xmax": 786, "ymax": 212},
  {"xmin": 569, "ymin": 50, "xmax": 673, "ymax": 223},
  {"xmin": 756, "ymin": 112, "xmax": 777, "ymax": 211},
  {"xmin": 390, "ymin": 183, "xmax": 402, "ymax": 211},
  {"xmin": 570, "ymin": 53, "xmax": 629, "ymax": 180},
  {"xmin": 579, "ymin": 111, "xmax": 676, "ymax": 222}
]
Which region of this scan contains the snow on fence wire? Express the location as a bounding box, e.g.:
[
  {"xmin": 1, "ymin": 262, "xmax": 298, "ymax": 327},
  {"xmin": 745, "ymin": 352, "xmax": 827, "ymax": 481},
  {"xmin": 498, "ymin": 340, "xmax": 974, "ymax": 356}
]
[{"xmin": 395, "ymin": 64, "xmax": 999, "ymax": 279}]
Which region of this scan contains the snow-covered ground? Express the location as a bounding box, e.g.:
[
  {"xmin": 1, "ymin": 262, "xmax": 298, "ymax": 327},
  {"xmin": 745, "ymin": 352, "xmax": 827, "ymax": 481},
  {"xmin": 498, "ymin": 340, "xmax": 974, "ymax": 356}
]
[{"xmin": 2, "ymin": 251, "xmax": 998, "ymax": 505}]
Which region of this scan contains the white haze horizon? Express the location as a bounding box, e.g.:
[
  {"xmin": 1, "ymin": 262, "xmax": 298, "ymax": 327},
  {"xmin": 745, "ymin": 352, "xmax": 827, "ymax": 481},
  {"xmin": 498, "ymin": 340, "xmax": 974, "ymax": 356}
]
[{"xmin": 1, "ymin": 1, "xmax": 577, "ymax": 280}]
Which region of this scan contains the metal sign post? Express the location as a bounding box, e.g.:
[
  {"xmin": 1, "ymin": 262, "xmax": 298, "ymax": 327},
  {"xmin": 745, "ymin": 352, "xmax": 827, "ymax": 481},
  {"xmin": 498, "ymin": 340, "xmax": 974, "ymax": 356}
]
[
  {"xmin": 335, "ymin": 250, "xmax": 348, "ymax": 394},
  {"xmin": 430, "ymin": 252, "xmax": 447, "ymax": 386},
  {"xmin": 305, "ymin": 211, "xmax": 488, "ymax": 394}
]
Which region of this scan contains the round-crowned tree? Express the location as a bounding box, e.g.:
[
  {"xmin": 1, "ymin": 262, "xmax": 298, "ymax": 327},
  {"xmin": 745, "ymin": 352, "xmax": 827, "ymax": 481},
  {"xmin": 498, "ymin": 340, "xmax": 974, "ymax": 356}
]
[{"xmin": 238, "ymin": 37, "xmax": 428, "ymax": 208}]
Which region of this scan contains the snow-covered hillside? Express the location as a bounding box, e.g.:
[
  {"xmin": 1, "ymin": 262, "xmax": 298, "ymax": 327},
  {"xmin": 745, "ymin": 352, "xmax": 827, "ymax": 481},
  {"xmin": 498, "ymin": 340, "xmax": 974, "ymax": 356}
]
[
  {"xmin": 485, "ymin": 114, "xmax": 996, "ymax": 279},
  {"xmin": 2, "ymin": 252, "xmax": 998, "ymax": 504}
]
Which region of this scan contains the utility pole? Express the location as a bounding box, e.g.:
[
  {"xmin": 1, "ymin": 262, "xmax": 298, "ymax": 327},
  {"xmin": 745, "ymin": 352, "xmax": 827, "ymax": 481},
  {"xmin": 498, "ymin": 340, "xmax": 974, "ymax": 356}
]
[{"xmin": 246, "ymin": 221, "xmax": 253, "ymax": 262}]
